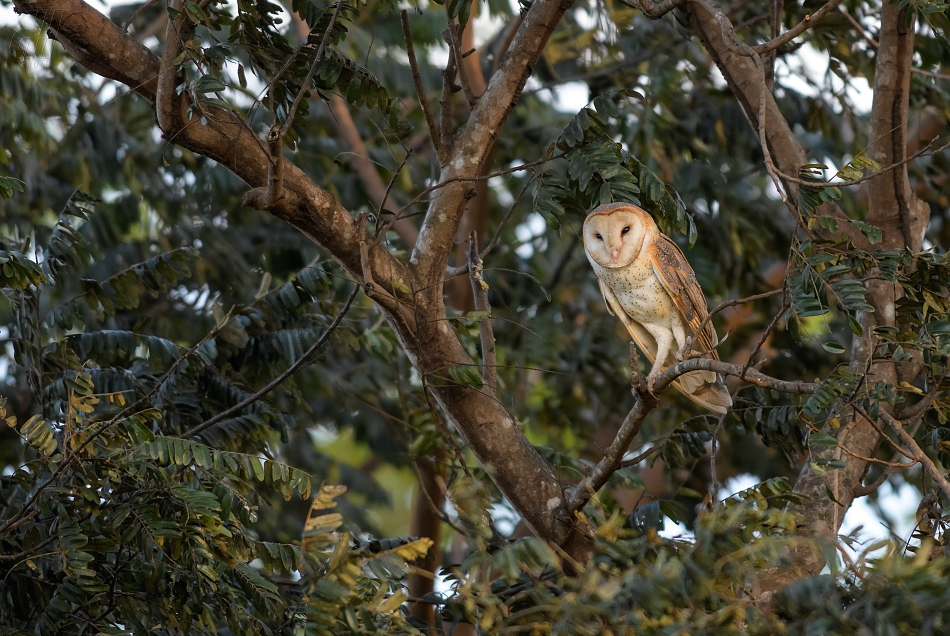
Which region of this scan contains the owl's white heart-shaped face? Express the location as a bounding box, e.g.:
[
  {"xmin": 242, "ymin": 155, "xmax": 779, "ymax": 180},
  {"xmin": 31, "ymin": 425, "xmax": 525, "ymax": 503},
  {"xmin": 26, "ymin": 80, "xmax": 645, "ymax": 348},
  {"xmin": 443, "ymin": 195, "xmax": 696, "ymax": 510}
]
[{"xmin": 583, "ymin": 205, "xmax": 653, "ymax": 268}]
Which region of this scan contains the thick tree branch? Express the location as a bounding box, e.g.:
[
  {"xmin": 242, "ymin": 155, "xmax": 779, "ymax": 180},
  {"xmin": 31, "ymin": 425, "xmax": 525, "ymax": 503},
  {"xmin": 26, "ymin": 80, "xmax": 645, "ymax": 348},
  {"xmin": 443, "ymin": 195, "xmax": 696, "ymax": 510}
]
[
  {"xmin": 411, "ymin": 0, "xmax": 576, "ymax": 279},
  {"xmin": 15, "ymin": 0, "xmax": 161, "ymax": 101},
  {"xmin": 757, "ymin": 5, "xmax": 934, "ymax": 591},
  {"xmin": 14, "ymin": 0, "xmax": 415, "ymax": 325},
  {"xmin": 866, "ymin": 4, "xmax": 929, "ymax": 251}
]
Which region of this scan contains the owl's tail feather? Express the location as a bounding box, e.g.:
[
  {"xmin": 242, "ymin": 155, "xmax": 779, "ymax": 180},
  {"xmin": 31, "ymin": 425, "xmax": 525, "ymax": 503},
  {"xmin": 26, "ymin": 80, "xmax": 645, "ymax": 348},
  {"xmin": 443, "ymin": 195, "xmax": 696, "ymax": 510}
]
[{"xmin": 675, "ymin": 371, "xmax": 732, "ymax": 414}]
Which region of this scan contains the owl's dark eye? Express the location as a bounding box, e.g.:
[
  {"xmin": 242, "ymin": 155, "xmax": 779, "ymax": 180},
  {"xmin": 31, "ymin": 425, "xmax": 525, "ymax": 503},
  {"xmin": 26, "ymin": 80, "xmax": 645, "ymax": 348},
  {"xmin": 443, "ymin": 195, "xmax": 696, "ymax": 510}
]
[
  {"xmin": 621, "ymin": 226, "xmax": 631, "ymax": 235},
  {"xmin": 595, "ymin": 233, "xmax": 602, "ymax": 240}
]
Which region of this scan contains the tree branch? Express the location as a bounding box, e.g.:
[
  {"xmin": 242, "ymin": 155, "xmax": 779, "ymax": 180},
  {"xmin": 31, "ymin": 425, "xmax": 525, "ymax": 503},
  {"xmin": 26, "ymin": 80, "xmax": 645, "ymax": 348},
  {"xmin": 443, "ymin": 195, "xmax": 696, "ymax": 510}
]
[
  {"xmin": 568, "ymin": 345, "xmax": 657, "ymax": 513},
  {"xmin": 402, "ymin": 10, "xmax": 445, "ymax": 164},
  {"xmin": 445, "ymin": 22, "xmax": 476, "ymax": 107},
  {"xmin": 411, "ymin": 0, "xmax": 576, "ymax": 279},
  {"xmin": 182, "ymin": 285, "xmax": 360, "ymax": 439},
  {"xmin": 878, "ymin": 409, "xmax": 950, "ymax": 502},
  {"xmin": 655, "ymin": 358, "xmax": 818, "ymax": 395},
  {"xmin": 15, "ymin": 0, "xmax": 417, "ymax": 318},
  {"xmin": 866, "ymin": 3, "xmax": 929, "ymax": 252},
  {"xmin": 467, "ymin": 232, "xmax": 496, "ymax": 390}
]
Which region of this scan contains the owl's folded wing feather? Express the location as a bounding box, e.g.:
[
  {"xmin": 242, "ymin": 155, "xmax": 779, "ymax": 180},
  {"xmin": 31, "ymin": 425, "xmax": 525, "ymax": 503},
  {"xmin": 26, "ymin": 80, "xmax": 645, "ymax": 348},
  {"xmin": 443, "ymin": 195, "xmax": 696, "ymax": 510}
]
[{"xmin": 649, "ymin": 236, "xmax": 719, "ymax": 359}]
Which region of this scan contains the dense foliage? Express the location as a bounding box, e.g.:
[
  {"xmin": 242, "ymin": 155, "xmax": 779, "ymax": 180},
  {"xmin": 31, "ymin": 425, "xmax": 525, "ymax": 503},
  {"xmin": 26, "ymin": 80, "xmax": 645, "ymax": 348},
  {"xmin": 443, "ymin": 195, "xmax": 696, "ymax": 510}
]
[{"xmin": 1, "ymin": 0, "xmax": 950, "ymax": 632}]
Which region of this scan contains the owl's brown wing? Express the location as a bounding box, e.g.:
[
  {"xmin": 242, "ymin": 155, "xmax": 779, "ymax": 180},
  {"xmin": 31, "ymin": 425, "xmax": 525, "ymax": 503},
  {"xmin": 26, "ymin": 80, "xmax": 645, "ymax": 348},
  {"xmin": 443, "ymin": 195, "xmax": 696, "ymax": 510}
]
[{"xmin": 649, "ymin": 236, "xmax": 719, "ymax": 360}]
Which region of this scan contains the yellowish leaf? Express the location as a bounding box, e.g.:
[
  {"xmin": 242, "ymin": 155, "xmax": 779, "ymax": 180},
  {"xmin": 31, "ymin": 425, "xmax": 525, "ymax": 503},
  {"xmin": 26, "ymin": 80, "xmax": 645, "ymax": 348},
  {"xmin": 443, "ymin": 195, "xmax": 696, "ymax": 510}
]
[{"xmin": 376, "ymin": 590, "xmax": 407, "ymax": 613}]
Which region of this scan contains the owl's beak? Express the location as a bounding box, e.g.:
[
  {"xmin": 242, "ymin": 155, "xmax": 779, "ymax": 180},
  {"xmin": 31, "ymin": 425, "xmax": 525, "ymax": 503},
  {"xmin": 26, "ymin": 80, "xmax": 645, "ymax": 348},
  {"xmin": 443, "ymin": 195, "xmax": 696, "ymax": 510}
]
[{"xmin": 611, "ymin": 247, "xmax": 621, "ymax": 261}]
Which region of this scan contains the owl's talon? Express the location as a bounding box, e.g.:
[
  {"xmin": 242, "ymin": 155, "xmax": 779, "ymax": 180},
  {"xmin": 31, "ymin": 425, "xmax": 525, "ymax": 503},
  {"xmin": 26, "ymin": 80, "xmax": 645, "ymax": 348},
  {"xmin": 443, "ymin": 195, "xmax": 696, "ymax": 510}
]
[
  {"xmin": 646, "ymin": 374, "xmax": 657, "ymax": 396},
  {"xmin": 675, "ymin": 336, "xmax": 693, "ymax": 362}
]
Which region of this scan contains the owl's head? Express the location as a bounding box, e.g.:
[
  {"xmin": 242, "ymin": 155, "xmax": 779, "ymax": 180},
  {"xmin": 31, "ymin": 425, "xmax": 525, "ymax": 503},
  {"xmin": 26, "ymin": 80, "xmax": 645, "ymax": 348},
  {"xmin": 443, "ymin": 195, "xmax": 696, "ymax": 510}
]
[{"xmin": 583, "ymin": 203, "xmax": 656, "ymax": 268}]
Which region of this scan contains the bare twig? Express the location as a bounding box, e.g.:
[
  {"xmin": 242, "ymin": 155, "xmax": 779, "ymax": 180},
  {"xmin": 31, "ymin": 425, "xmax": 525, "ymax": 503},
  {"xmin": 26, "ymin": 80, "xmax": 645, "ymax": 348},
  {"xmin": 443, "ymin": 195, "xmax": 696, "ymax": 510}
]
[
  {"xmin": 402, "ymin": 10, "xmax": 445, "ymax": 163},
  {"xmin": 467, "ymin": 232, "xmax": 497, "ymax": 390},
  {"xmin": 183, "ymin": 285, "xmax": 360, "ymax": 438},
  {"xmin": 445, "ymin": 23, "xmax": 477, "ymax": 107},
  {"xmin": 740, "ymin": 289, "xmax": 789, "ymax": 378},
  {"xmin": 279, "ymin": 0, "xmax": 343, "ymax": 143},
  {"xmin": 876, "ymin": 409, "xmax": 950, "ymax": 502},
  {"xmin": 446, "ymin": 174, "xmax": 537, "ymax": 277},
  {"xmin": 122, "ymin": 0, "xmax": 160, "ymax": 30},
  {"xmin": 692, "ymin": 288, "xmax": 783, "ymax": 352},
  {"xmin": 568, "ymin": 344, "xmax": 658, "ymax": 513},
  {"xmin": 840, "ymin": 8, "xmax": 877, "ymax": 48},
  {"xmin": 399, "ymin": 154, "xmax": 564, "ymax": 222},
  {"xmin": 369, "ymin": 151, "xmax": 413, "ymax": 244},
  {"xmin": 619, "ymin": 442, "xmax": 664, "ymax": 469}
]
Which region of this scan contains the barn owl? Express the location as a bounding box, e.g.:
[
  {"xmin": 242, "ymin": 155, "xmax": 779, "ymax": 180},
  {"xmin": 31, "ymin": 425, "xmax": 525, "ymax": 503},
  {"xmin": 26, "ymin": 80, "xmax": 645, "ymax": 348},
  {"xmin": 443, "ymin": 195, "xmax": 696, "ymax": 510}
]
[{"xmin": 583, "ymin": 203, "xmax": 732, "ymax": 414}]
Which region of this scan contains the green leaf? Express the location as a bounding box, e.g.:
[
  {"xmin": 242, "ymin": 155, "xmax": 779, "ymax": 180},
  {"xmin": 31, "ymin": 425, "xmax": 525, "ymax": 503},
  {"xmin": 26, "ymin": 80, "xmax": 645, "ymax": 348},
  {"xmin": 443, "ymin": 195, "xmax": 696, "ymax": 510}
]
[
  {"xmin": 853, "ymin": 220, "xmax": 883, "ymax": 245},
  {"xmin": 447, "ymin": 365, "xmax": 483, "ymax": 389},
  {"xmin": 822, "ymin": 342, "xmax": 846, "ymax": 354},
  {"xmin": 194, "ymin": 74, "xmax": 227, "ymax": 94}
]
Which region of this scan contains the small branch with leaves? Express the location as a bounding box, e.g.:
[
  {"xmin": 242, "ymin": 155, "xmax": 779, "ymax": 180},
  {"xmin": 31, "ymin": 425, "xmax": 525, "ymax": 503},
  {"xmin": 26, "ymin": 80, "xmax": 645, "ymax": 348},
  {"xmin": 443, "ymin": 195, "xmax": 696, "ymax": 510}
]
[{"xmin": 183, "ymin": 284, "xmax": 360, "ymax": 439}]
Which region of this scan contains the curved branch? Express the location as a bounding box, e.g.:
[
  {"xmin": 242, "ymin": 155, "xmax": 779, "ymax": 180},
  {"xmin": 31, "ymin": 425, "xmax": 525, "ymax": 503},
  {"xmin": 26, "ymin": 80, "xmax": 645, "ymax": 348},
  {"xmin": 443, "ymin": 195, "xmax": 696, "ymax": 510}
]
[
  {"xmin": 656, "ymin": 358, "xmax": 818, "ymax": 395},
  {"xmin": 14, "ymin": 0, "xmax": 415, "ymax": 322}
]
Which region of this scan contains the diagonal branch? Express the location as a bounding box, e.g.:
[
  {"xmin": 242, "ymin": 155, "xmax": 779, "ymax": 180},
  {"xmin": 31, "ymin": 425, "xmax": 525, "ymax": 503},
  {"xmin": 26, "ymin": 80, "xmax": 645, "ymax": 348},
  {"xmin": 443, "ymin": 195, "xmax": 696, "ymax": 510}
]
[
  {"xmin": 877, "ymin": 409, "xmax": 950, "ymax": 502},
  {"xmin": 411, "ymin": 0, "xmax": 577, "ymax": 280},
  {"xmin": 568, "ymin": 345, "xmax": 658, "ymax": 513},
  {"xmin": 13, "ymin": 0, "xmax": 414, "ymax": 321}
]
